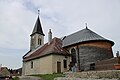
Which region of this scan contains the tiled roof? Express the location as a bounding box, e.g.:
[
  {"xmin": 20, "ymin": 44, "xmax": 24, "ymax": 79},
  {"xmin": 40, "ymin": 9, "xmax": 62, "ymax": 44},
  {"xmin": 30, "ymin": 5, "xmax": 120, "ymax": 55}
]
[
  {"xmin": 62, "ymin": 27, "xmax": 114, "ymax": 47},
  {"xmin": 0, "ymin": 67, "xmax": 7, "ymax": 72},
  {"xmin": 0, "ymin": 67, "xmax": 10, "ymax": 76},
  {"xmin": 23, "ymin": 37, "xmax": 69, "ymax": 61},
  {"xmin": 31, "ymin": 16, "xmax": 45, "ymax": 36}
]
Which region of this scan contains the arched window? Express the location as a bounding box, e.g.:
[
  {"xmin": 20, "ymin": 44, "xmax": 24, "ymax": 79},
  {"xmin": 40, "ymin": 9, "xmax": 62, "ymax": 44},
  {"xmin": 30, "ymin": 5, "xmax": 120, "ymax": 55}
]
[
  {"xmin": 71, "ymin": 48, "xmax": 76, "ymax": 63},
  {"xmin": 31, "ymin": 37, "xmax": 35, "ymax": 46},
  {"xmin": 38, "ymin": 38, "xmax": 41, "ymax": 45}
]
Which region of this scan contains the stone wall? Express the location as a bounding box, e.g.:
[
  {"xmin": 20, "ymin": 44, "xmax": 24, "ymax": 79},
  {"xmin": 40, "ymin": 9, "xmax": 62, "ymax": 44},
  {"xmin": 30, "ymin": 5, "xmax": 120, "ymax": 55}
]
[
  {"xmin": 55, "ymin": 70, "xmax": 120, "ymax": 80},
  {"xmin": 65, "ymin": 70, "xmax": 120, "ymax": 78},
  {"xmin": 54, "ymin": 78, "xmax": 118, "ymax": 80}
]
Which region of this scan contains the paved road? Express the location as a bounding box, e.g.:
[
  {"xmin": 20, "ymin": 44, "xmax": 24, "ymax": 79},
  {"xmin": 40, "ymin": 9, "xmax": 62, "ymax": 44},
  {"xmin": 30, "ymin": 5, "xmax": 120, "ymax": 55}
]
[{"xmin": 19, "ymin": 76, "xmax": 42, "ymax": 80}]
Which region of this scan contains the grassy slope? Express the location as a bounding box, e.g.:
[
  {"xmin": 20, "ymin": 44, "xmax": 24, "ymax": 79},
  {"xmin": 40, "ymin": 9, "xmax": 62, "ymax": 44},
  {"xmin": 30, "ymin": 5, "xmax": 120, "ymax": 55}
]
[
  {"xmin": 12, "ymin": 76, "xmax": 20, "ymax": 80},
  {"xmin": 32, "ymin": 73, "xmax": 64, "ymax": 80}
]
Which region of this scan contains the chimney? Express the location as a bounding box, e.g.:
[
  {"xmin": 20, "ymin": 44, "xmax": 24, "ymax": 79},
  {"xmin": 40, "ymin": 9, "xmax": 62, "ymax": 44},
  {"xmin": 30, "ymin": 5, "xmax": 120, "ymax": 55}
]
[{"xmin": 48, "ymin": 29, "xmax": 52, "ymax": 44}]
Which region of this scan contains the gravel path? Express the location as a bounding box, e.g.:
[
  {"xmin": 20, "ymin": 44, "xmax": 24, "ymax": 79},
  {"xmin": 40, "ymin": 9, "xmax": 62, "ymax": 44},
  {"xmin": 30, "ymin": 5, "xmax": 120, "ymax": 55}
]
[{"xmin": 19, "ymin": 76, "xmax": 42, "ymax": 80}]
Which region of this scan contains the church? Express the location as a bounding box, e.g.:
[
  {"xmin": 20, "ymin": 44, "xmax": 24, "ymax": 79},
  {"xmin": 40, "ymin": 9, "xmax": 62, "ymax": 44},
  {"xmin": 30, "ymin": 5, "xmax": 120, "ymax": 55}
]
[{"xmin": 22, "ymin": 14, "xmax": 115, "ymax": 75}]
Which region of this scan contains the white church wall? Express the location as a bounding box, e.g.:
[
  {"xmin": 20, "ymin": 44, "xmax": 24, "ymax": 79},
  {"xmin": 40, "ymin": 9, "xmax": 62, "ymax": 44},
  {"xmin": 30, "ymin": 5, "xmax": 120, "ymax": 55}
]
[{"xmin": 52, "ymin": 55, "xmax": 70, "ymax": 73}]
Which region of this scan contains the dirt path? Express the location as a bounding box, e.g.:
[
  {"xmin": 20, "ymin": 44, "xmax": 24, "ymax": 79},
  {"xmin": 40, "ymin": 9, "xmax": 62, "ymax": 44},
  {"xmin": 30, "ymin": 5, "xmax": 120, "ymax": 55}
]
[{"xmin": 19, "ymin": 76, "xmax": 42, "ymax": 80}]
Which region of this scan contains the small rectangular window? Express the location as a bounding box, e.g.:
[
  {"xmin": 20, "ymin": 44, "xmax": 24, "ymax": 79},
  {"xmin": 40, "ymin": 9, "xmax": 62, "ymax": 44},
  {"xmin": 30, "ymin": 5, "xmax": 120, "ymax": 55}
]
[
  {"xmin": 63, "ymin": 60, "xmax": 67, "ymax": 68},
  {"xmin": 31, "ymin": 61, "xmax": 33, "ymax": 69}
]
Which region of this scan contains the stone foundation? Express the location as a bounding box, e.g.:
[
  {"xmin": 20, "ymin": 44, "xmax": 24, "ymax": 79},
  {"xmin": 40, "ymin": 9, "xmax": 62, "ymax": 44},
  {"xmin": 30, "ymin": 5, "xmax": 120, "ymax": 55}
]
[
  {"xmin": 65, "ymin": 70, "xmax": 120, "ymax": 78},
  {"xmin": 54, "ymin": 78, "xmax": 118, "ymax": 80},
  {"xmin": 55, "ymin": 70, "xmax": 120, "ymax": 80}
]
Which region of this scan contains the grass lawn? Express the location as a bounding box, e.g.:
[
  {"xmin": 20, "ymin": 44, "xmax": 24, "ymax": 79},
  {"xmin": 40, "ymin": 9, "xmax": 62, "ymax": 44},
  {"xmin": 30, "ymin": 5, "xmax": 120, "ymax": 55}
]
[
  {"xmin": 32, "ymin": 73, "xmax": 64, "ymax": 80},
  {"xmin": 12, "ymin": 76, "xmax": 20, "ymax": 80}
]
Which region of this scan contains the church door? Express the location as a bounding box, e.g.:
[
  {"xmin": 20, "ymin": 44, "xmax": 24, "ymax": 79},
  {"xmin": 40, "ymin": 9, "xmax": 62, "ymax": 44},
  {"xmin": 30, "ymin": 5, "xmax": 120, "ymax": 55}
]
[{"xmin": 57, "ymin": 62, "xmax": 61, "ymax": 73}]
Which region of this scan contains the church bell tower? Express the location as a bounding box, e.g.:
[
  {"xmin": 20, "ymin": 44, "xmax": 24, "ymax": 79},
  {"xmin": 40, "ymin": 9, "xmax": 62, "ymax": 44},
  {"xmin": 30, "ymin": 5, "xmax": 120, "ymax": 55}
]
[{"xmin": 30, "ymin": 10, "xmax": 45, "ymax": 51}]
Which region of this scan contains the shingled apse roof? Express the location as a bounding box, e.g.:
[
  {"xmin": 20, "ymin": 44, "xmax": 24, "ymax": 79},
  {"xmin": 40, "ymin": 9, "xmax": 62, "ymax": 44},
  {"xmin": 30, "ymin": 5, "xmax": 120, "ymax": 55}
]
[
  {"xmin": 63, "ymin": 27, "xmax": 114, "ymax": 47},
  {"xmin": 23, "ymin": 37, "xmax": 69, "ymax": 61}
]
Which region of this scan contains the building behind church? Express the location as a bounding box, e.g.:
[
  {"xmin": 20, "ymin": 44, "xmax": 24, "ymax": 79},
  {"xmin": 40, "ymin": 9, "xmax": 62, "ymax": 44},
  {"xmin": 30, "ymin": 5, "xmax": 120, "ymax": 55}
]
[{"xmin": 22, "ymin": 14, "xmax": 115, "ymax": 75}]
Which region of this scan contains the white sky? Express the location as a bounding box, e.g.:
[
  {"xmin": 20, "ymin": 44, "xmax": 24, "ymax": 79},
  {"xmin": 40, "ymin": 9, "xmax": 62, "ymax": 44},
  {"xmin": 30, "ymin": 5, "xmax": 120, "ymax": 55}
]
[{"xmin": 0, "ymin": 0, "xmax": 120, "ymax": 69}]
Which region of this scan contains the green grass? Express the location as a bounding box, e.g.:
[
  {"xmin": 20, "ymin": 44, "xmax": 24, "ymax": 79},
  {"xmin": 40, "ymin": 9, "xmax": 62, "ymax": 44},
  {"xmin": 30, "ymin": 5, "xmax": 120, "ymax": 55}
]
[
  {"xmin": 32, "ymin": 73, "xmax": 64, "ymax": 80},
  {"xmin": 12, "ymin": 76, "xmax": 20, "ymax": 80}
]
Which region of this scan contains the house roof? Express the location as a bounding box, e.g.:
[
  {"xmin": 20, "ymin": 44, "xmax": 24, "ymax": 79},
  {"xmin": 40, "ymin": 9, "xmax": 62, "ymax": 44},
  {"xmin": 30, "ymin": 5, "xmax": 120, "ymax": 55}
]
[
  {"xmin": 0, "ymin": 67, "xmax": 10, "ymax": 77},
  {"xmin": 31, "ymin": 16, "xmax": 45, "ymax": 36},
  {"xmin": 23, "ymin": 37, "xmax": 69, "ymax": 61},
  {"xmin": 62, "ymin": 27, "xmax": 114, "ymax": 47}
]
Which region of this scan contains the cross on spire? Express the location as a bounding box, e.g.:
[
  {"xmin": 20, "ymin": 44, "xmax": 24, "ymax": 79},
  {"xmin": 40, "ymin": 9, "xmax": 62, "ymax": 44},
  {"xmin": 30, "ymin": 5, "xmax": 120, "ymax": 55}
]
[
  {"xmin": 38, "ymin": 10, "xmax": 40, "ymax": 15},
  {"xmin": 85, "ymin": 23, "xmax": 88, "ymax": 29}
]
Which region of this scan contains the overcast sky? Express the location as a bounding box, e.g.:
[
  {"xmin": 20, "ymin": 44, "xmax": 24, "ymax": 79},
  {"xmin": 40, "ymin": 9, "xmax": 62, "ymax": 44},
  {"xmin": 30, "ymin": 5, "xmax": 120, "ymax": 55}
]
[{"xmin": 0, "ymin": 0, "xmax": 120, "ymax": 69}]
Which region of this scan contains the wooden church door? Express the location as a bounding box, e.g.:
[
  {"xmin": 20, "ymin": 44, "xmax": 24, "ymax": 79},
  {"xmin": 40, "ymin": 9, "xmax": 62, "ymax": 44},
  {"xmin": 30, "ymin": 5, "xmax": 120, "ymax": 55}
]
[{"xmin": 57, "ymin": 62, "xmax": 61, "ymax": 73}]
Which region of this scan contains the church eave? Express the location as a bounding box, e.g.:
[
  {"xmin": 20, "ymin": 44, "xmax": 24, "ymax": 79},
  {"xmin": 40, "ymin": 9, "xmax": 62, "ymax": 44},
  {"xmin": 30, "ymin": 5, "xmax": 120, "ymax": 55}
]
[{"xmin": 62, "ymin": 39, "xmax": 114, "ymax": 48}]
